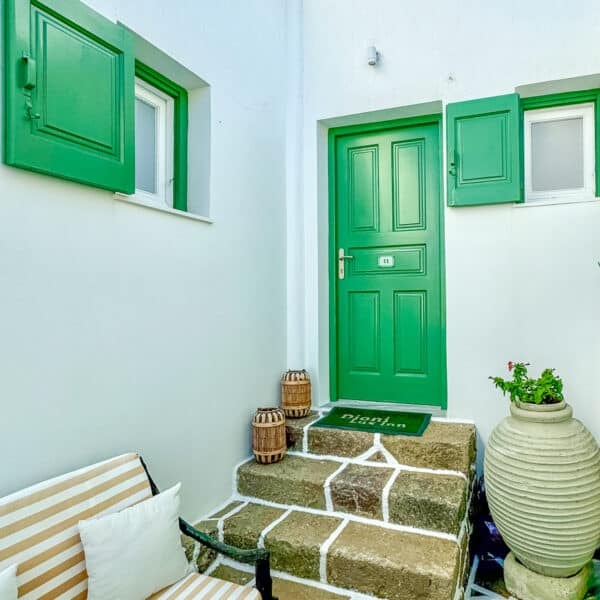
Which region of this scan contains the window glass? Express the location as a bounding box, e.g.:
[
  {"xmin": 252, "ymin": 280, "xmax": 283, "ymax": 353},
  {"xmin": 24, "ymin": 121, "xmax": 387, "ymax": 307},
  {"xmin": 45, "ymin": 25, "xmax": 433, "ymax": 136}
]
[
  {"xmin": 531, "ymin": 117, "xmax": 584, "ymax": 192},
  {"xmin": 135, "ymin": 98, "xmax": 157, "ymax": 194},
  {"xmin": 524, "ymin": 102, "xmax": 595, "ymax": 203}
]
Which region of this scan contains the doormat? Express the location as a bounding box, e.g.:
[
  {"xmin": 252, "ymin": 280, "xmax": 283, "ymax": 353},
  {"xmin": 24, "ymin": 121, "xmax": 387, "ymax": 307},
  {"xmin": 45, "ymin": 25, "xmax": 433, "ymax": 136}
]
[{"xmin": 313, "ymin": 406, "xmax": 431, "ymax": 437}]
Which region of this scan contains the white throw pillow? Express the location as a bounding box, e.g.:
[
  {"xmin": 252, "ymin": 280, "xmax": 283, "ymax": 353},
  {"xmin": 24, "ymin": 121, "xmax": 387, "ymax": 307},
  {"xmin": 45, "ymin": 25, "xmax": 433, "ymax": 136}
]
[
  {"xmin": 0, "ymin": 565, "xmax": 17, "ymax": 600},
  {"xmin": 78, "ymin": 482, "xmax": 189, "ymax": 600}
]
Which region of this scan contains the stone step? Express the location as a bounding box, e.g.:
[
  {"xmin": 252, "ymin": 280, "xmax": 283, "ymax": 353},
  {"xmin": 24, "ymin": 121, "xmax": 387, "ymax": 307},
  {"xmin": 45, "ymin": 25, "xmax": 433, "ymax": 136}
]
[
  {"xmin": 199, "ymin": 501, "xmax": 466, "ymax": 600},
  {"xmin": 286, "ymin": 411, "xmax": 477, "ymax": 477},
  {"xmin": 210, "ymin": 564, "xmax": 354, "ymax": 599},
  {"xmin": 237, "ymin": 454, "xmax": 468, "ymax": 535}
]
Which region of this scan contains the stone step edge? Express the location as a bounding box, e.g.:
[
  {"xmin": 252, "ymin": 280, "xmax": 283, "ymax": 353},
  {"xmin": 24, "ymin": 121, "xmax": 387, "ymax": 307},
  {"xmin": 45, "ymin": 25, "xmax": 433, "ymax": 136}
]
[
  {"xmin": 291, "ymin": 419, "xmax": 477, "ymax": 476},
  {"xmin": 201, "ymin": 504, "xmax": 468, "ymax": 600},
  {"xmin": 237, "ymin": 451, "xmax": 471, "ymax": 530},
  {"xmin": 286, "ymin": 449, "xmax": 470, "ymax": 479},
  {"xmin": 189, "ymin": 496, "xmax": 472, "ymax": 600},
  {"xmin": 239, "ymin": 446, "xmax": 471, "ymax": 484},
  {"xmin": 205, "ymin": 555, "xmax": 377, "ymax": 600},
  {"xmin": 294, "ymin": 412, "xmax": 475, "ymax": 448},
  {"xmin": 211, "ymin": 494, "xmax": 466, "ymax": 546}
]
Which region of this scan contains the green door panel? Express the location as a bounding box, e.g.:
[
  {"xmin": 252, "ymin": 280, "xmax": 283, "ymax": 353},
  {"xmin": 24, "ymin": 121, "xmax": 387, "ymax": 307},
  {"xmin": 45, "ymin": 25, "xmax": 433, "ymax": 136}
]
[
  {"xmin": 332, "ymin": 120, "xmax": 445, "ymax": 406},
  {"xmin": 3, "ymin": 0, "xmax": 135, "ymax": 193},
  {"xmin": 446, "ymin": 93, "xmax": 523, "ymax": 207}
]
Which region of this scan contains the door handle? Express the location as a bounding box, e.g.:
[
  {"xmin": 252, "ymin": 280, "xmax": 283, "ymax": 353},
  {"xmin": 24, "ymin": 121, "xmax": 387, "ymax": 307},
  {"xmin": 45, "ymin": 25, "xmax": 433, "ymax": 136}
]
[
  {"xmin": 21, "ymin": 54, "xmax": 36, "ymax": 90},
  {"xmin": 338, "ymin": 248, "xmax": 354, "ymax": 279},
  {"xmin": 448, "ymin": 149, "xmax": 457, "ymax": 177}
]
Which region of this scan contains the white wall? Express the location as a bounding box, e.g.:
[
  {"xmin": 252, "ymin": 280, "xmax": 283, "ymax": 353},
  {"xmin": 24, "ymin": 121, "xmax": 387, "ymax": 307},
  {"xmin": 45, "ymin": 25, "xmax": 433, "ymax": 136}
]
[
  {"xmin": 3, "ymin": 0, "xmax": 600, "ymax": 516},
  {"xmin": 298, "ymin": 0, "xmax": 600, "ymax": 445},
  {"xmin": 0, "ymin": 0, "xmax": 287, "ymax": 519}
]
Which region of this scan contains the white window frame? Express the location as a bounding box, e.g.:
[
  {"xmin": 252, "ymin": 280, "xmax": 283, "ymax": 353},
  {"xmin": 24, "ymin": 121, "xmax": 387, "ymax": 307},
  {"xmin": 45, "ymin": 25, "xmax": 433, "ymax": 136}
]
[
  {"xmin": 524, "ymin": 103, "xmax": 596, "ymax": 204},
  {"xmin": 134, "ymin": 78, "xmax": 175, "ymax": 208}
]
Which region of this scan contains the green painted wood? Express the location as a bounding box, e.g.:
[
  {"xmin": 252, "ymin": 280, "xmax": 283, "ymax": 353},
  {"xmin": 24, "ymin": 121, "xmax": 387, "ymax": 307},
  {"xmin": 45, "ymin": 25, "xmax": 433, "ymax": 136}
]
[
  {"xmin": 3, "ymin": 0, "xmax": 134, "ymax": 193},
  {"xmin": 521, "ymin": 88, "xmax": 600, "ymax": 197},
  {"xmin": 136, "ymin": 62, "xmax": 188, "ymax": 211},
  {"xmin": 447, "ymin": 93, "xmax": 523, "ymax": 207},
  {"xmin": 331, "ymin": 118, "xmax": 446, "ymax": 406}
]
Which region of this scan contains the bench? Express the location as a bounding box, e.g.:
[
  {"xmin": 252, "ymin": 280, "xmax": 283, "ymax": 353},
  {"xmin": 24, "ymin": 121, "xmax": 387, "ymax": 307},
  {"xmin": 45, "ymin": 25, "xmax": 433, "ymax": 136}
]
[{"xmin": 0, "ymin": 453, "xmax": 275, "ymax": 599}]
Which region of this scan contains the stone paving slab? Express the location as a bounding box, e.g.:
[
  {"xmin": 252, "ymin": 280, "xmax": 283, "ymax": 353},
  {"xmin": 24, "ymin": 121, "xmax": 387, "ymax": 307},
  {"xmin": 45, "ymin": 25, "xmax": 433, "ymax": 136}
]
[
  {"xmin": 209, "ymin": 564, "xmax": 351, "ymax": 600},
  {"xmin": 265, "ymin": 511, "xmax": 342, "ymax": 580},
  {"xmin": 209, "ymin": 500, "xmax": 245, "ymax": 519},
  {"xmin": 308, "ymin": 427, "xmax": 374, "ymax": 457},
  {"xmin": 388, "ymin": 471, "xmax": 467, "ymax": 535},
  {"xmin": 209, "ymin": 564, "xmax": 254, "ymax": 586},
  {"xmin": 330, "ymin": 463, "xmax": 394, "ymax": 520},
  {"xmin": 365, "ymin": 450, "xmax": 389, "ymax": 463},
  {"xmin": 285, "ymin": 411, "xmax": 321, "ymax": 451},
  {"xmin": 327, "ymin": 522, "xmax": 459, "ymax": 600},
  {"xmin": 273, "ymin": 578, "xmax": 351, "ymax": 599},
  {"xmin": 222, "ymin": 502, "xmax": 286, "ymax": 549},
  {"xmin": 381, "ymin": 422, "xmax": 476, "ymax": 475},
  {"xmin": 183, "ymin": 519, "xmax": 219, "ymax": 572},
  {"xmin": 238, "ymin": 455, "xmax": 339, "ymax": 509}
]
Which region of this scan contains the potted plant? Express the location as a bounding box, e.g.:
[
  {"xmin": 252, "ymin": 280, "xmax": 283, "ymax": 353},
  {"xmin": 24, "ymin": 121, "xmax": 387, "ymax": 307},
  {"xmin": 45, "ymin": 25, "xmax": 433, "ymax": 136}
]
[
  {"xmin": 484, "ymin": 362, "xmax": 600, "ymax": 598},
  {"xmin": 490, "ymin": 361, "xmax": 563, "ymax": 405}
]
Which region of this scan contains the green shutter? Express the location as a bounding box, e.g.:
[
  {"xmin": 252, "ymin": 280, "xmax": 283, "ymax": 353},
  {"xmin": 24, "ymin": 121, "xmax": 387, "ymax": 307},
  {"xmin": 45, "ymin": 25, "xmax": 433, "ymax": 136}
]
[
  {"xmin": 3, "ymin": 0, "xmax": 134, "ymax": 193},
  {"xmin": 446, "ymin": 93, "xmax": 523, "ymax": 207}
]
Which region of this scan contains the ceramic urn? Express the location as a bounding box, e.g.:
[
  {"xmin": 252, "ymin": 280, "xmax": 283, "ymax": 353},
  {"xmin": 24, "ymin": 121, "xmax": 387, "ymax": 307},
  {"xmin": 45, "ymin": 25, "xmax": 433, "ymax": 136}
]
[{"xmin": 484, "ymin": 401, "xmax": 600, "ymax": 577}]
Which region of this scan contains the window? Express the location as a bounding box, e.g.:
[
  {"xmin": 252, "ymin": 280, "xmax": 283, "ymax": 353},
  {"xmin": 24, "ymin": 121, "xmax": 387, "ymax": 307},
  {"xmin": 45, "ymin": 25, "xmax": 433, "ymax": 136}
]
[
  {"xmin": 134, "ymin": 79, "xmax": 174, "ymax": 208},
  {"xmin": 134, "ymin": 63, "xmax": 189, "ymax": 212},
  {"xmin": 446, "ymin": 89, "xmax": 600, "ymax": 207},
  {"xmin": 524, "ymin": 103, "xmax": 596, "ymax": 203},
  {"xmin": 4, "ymin": 0, "xmax": 195, "ymax": 213}
]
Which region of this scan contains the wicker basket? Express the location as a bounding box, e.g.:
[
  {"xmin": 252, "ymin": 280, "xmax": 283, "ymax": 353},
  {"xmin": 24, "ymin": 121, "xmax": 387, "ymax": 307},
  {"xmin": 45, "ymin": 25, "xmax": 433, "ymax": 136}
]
[
  {"xmin": 252, "ymin": 408, "xmax": 286, "ymax": 464},
  {"xmin": 281, "ymin": 369, "xmax": 311, "ymax": 418}
]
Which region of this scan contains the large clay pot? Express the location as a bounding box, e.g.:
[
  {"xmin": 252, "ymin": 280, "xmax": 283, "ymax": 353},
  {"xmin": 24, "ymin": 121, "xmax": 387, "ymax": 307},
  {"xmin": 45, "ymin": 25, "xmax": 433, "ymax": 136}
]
[{"xmin": 484, "ymin": 401, "xmax": 600, "ymax": 577}]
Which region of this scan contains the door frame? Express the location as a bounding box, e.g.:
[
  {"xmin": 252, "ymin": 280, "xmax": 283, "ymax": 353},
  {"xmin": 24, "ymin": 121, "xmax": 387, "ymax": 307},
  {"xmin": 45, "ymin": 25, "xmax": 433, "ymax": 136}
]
[{"xmin": 328, "ymin": 113, "xmax": 447, "ymax": 408}]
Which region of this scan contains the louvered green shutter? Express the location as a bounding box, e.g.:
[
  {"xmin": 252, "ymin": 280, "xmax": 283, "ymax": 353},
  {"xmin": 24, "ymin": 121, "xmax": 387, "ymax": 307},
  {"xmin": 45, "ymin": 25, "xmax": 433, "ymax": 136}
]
[
  {"xmin": 3, "ymin": 0, "xmax": 135, "ymax": 193},
  {"xmin": 446, "ymin": 94, "xmax": 523, "ymax": 206}
]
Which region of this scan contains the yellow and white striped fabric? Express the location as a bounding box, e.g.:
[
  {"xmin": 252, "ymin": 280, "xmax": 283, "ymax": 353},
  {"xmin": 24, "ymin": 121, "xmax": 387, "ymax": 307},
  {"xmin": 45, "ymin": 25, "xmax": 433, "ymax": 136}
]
[
  {"xmin": 150, "ymin": 573, "xmax": 260, "ymax": 599},
  {"xmin": 0, "ymin": 453, "xmax": 153, "ymax": 599}
]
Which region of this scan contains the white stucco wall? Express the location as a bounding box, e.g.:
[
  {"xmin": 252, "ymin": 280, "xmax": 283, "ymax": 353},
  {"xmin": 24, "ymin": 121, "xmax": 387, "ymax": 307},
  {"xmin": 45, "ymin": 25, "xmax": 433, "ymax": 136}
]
[
  {"xmin": 0, "ymin": 0, "xmax": 287, "ymax": 519},
  {"xmin": 2, "ymin": 0, "xmax": 599, "ymax": 515},
  {"xmin": 297, "ymin": 0, "xmax": 600, "ymax": 445}
]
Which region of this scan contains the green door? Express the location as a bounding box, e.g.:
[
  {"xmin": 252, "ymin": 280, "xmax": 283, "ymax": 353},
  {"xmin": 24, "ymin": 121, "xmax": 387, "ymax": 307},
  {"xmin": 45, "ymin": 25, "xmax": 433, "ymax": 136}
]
[{"xmin": 332, "ymin": 120, "xmax": 445, "ymax": 406}]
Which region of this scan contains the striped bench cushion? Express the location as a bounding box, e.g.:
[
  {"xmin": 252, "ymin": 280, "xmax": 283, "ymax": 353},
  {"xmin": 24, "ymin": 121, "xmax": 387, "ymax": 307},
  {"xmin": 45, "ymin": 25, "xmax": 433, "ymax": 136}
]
[
  {"xmin": 151, "ymin": 573, "xmax": 260, "ymax": 599},
  {"xmin": 0, "ymin": 453, "xmax": 152, "ymax": 599}
]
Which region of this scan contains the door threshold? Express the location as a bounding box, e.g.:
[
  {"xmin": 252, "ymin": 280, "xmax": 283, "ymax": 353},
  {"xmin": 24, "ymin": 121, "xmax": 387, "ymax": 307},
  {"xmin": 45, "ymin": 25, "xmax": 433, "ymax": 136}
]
[{"xmin": 325, "ymin": 399, "xmax": 447, "ymax": 417}]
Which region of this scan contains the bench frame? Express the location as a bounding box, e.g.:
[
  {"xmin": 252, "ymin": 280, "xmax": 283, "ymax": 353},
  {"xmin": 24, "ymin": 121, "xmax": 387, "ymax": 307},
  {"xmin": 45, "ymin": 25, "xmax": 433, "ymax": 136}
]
[{"xmin": 139, "ymin": 457, "xmax": 276, "ymax": 600}]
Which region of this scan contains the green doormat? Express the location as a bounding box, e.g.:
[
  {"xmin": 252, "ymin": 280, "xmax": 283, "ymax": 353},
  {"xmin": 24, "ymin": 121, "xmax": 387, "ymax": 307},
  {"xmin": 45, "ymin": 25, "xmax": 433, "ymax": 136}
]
[{"xmin": 313, "ymin": 406, "xmax": 431, "ymax": 436}]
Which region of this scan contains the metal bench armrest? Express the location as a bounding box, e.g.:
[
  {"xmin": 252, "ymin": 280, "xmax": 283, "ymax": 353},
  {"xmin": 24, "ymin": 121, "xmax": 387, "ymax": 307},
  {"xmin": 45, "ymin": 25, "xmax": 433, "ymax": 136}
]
[{"xmin": 139, "ymin": 456, "xmax": 276, "ymax": 600}]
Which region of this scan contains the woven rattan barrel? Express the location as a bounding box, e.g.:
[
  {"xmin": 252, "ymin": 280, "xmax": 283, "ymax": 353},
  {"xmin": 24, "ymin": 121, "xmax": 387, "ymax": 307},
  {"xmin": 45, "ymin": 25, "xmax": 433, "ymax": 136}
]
[
  {"xmin": 281, "ymin": 370, "xmax": 311, "ymax": 418},
  {"xmin": 252, "ymin": 408, "xmax": 286, "ymax": 464}
]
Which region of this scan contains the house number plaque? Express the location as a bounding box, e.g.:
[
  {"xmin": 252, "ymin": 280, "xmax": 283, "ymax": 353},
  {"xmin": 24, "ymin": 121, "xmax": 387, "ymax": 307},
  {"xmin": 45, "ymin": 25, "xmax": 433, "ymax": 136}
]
[{"xmin": 378, "ymin": 256, "xmax": 395, "ymax": 267}]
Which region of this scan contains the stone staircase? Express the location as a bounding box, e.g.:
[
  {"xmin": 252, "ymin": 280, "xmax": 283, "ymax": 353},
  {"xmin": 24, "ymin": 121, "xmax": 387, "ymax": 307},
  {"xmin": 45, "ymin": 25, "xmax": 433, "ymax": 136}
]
[{"xmin": 188, "ymin": 410, "xmax": 477, "ymax": 600}]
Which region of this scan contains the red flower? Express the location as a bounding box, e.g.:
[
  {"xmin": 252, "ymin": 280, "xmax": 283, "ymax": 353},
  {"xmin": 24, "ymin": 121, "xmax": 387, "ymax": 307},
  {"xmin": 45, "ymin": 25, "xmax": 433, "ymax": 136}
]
[{"xmin": 508, "ymin": 361, "xmax": 514, "ymax": 371}]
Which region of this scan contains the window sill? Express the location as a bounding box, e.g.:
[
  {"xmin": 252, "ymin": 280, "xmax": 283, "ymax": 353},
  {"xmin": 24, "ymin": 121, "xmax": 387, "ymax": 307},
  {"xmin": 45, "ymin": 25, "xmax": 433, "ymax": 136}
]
[
  {"xmin": 113, "ymin": 193, "xmax": 214, "ymax": 223},
  {"xmin": 514, "ymin": 196, "xmax": 599, "ymax": 209}
]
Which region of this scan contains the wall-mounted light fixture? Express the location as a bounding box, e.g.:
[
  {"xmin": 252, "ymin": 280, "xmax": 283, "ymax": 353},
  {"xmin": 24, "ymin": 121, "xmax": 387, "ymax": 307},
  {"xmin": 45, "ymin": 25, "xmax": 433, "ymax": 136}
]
[{"xmin": 367, "ymin": 46, "xmax": 380, "ymax": 66}]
